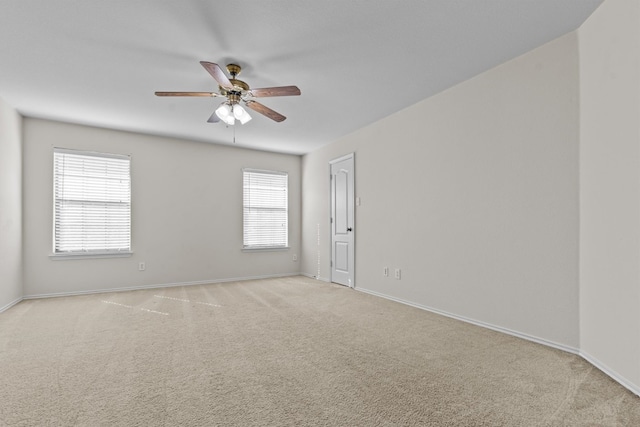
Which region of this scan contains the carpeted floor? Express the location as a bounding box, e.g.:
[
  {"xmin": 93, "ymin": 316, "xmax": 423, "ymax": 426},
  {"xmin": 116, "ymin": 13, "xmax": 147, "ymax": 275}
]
[{"xmin": 1, "ymin": 276, "xmax": 639, "ymax": 426}]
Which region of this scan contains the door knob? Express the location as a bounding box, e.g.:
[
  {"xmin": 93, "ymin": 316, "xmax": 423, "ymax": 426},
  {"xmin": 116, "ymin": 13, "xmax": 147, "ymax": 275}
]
[{"xmin": 347, "ymin": 227, "xmax": 353, "ymax": 232}]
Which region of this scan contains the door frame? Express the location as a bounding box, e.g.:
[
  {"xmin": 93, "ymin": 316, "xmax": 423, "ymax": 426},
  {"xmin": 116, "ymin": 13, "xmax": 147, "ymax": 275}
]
[{"xmin": 329, "ymin": 152, "xmax": 355, "ymax": 288}]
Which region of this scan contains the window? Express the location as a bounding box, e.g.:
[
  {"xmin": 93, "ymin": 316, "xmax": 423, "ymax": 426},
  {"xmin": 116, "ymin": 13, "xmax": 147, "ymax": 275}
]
[
  {"xmin": 243, "ymin": 169, "xmax": 288, "ymax": 249},
  {"xmin": 53, "ymin": 148, "xmax": 131, "ymax": 256}
]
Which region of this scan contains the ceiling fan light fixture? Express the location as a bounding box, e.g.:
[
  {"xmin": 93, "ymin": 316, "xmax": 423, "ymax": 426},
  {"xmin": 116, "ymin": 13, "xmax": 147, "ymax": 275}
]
[
  {"xmin": 222, "ymin": 114, "xmax": 235, "ymax": 125},
  {"xmin": 233, "ymin": 105, "xmax": 252, "ymax": 124},
  {"xmin": 215, "ymin": 103, "xmax": 231, "ymax": 120},
  {"xmin": 239, "ymin": 113, "xmax": 252, "ymax": 125},
  {"xmin": 233, "ymin": 104, "xmax": 245, "ymax": 119}
]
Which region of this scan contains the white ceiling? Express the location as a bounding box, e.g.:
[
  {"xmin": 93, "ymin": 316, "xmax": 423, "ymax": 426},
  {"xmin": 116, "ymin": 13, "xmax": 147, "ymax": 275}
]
[{"xmin": 0, "ymin": 1, "xmax": 602, "ymax": 155}]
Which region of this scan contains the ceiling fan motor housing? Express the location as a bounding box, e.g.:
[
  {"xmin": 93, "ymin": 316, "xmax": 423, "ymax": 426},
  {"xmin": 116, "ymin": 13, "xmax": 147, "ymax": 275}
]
[{"xmin": 219, "ymin": 63, "xmax": 248, "ymax": 103}]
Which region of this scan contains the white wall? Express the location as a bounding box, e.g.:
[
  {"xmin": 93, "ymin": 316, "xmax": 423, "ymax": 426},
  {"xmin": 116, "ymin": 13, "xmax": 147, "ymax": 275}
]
[
  {"xmin": 579, "ymin": 0, "xmax": 640, "ymax": 391},
  {"xmin": 0, "ymin": 97, "xmax": 23, "ymax": 311},
  {"xmin": 302, "ymin": 33, "xmax": 580, "ymax": 349},
  {"xmin": 23, "ymin": 118, "xmax": 301, "ymax": 296}
]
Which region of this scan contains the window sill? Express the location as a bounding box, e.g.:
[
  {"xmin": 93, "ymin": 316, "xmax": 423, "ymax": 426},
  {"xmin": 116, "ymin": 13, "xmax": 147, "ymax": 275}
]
[
  {"xmin": 242, "ymin": 247, "xmax": 289, "ymax": 253},
  {"xmin": 49, "ymin": 251, "xmax": 133, "ymax": 260}
]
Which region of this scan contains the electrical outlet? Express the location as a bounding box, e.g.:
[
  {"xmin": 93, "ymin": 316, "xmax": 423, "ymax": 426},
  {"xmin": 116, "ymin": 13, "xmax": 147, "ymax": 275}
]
[
  {"xmin": 293, "ymin": 254, "xmax": 298, "ymax": 262},
  {"xmin": 395, "ymin": 268, "xmax": 401, "ymax": 280},
  {"xmin": 138, "ymin": 262, "xmax": 145, "ymax": 271},
  {"xmin": 383, "ymin": 267, "xmax": 389, "ymax": 277}
]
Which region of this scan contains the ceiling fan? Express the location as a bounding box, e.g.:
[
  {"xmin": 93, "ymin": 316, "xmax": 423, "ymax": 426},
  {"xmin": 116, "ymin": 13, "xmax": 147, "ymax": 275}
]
[{"xmin": 155, "ymin": 62, "xmax": 301, "ymax": 125}]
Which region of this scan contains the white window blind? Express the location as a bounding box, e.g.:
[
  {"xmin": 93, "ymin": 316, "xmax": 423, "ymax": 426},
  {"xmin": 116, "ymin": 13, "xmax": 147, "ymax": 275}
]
[
  {"xmin": 243, "ymin": 169, "xmax": 288, "ymax": 249},
  {"xmin": 53, "ymin": 148, "xmax": 131, "ymax": 255}
]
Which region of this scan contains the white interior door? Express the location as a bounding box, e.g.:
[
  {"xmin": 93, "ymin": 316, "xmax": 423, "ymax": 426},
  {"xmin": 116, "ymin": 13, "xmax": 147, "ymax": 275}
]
[{"xmin": 330, "ymin": 153, "xmax": 355, "ymax": 287}]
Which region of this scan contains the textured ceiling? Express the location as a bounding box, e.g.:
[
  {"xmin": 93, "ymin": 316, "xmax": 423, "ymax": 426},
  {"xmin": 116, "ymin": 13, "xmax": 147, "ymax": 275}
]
[{"xmin": 0, "ymin": 1, "xmax": 602, "ymax": 155}]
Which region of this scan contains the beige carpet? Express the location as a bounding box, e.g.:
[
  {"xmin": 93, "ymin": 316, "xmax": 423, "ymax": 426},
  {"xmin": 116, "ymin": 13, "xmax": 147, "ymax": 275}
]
[{"xmin": 1, "ymin": 276, "xmax": 639, "ymax": 426}]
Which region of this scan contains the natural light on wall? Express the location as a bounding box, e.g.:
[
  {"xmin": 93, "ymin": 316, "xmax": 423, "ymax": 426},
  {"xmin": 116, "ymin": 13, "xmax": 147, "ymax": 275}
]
[
  {"xmin": 53, "ymin": 148, "xmax": 131, "ymax": 256},
  {"xmin": 243, "ymin": 169, "xmax": 288, "ymax": 249}
]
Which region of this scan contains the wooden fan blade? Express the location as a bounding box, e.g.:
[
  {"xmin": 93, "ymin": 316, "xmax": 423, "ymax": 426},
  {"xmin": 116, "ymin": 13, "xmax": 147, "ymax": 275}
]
[
  {"xmin": 250, "ymin": 86, "xmax": 301, "ymax": 97},
  {"xmin": 155, "ymin": 91, "xmax": 222, "ymax": 97},
  {"xmin": 245, "ymin": 101, "xmax": 286, "ymax": 122},
  {"xmin": 200, "ymin": 61, "xmax": 233, "ymax": 90},
  {"xmin": 207, "ymin": 111, "xmax": 220, "ymax": 123}
]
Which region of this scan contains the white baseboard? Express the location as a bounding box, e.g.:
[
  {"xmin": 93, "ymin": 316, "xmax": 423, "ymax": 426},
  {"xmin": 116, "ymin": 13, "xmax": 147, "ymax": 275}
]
[
  {"xmin": 23, "ymin": 272, "xmax": 302, "ymax": 300},
  {"xmin": 355, "ymin": 287, "xmax": 640, "ymax": 397},
  {"xmin": 301, "ymin": 272, "xmax": 330, "ymax": 282},
  {"xmin": 356, "ymin": 287, "xmax": 579, "ymax": 355},
  {"xmin": 0, "ymin": 297, "xmax": 23, "ymax": 314},
  {"xmin": 580, "ymin": 351, "xmax": 640, "ymax": 397}
]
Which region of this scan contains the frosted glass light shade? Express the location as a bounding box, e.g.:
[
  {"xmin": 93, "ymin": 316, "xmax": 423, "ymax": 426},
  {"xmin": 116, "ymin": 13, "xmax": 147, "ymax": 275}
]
[{"xmin": 234, "ymin": 105, "xmax": 252, "ymax": 124}]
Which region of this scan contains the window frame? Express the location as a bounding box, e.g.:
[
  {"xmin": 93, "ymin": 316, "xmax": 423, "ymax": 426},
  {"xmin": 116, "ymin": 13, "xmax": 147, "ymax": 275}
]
[
  {"xmin": 51, "ymin": 148, "xmax": 132, "ymax": 260},
  {"xmin": 242, "ymin": 168, "xmax": 289, "ymax": 251}
]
